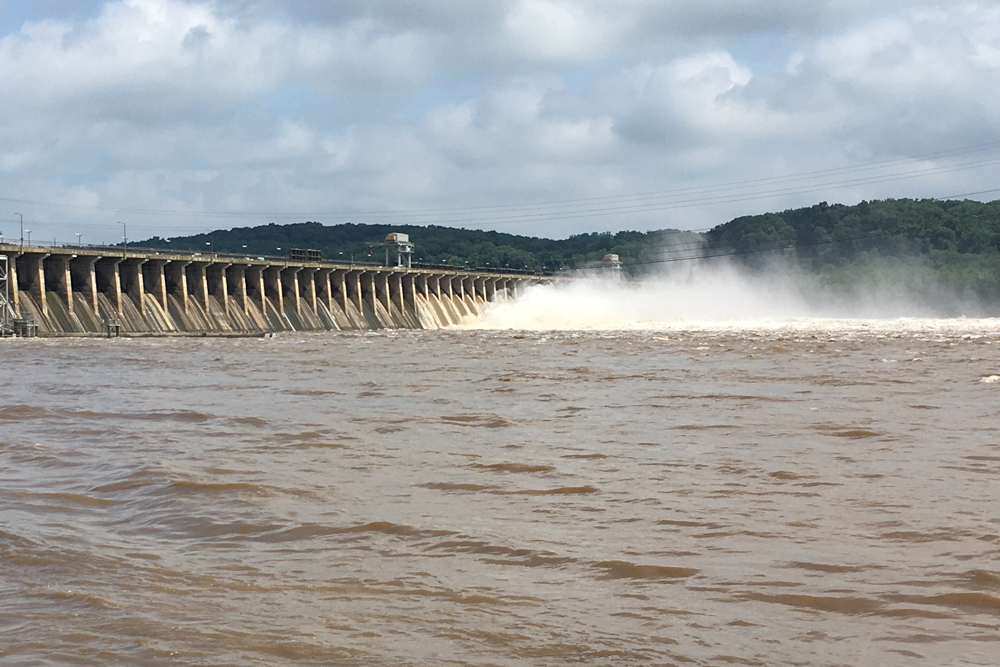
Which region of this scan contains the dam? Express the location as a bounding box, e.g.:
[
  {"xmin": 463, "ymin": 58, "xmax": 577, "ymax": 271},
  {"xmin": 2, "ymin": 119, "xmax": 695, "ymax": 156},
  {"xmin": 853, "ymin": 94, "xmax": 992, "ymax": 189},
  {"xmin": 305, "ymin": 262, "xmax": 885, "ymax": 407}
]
[{"xmin": 0, "ymin": 243, "xmax": 552, "ymax": 336}]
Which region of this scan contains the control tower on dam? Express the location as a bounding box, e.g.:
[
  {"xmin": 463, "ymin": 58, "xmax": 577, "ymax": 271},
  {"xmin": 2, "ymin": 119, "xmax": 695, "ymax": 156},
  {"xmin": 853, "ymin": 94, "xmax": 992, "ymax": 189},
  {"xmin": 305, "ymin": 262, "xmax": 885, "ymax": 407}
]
[{"xmin": 0, "ymin": 244, "xmax": 553, "ymax": 336}]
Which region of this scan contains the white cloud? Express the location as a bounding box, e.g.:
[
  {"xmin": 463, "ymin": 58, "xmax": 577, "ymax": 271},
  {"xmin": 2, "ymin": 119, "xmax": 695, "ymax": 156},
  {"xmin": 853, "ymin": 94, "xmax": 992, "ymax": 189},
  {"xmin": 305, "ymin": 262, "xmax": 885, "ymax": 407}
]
[
  {"xmin": 502, "ymin": 0, "xmax": 621, "ymax": 62},
  {"xmin": 0, "ymin": 0, "xmax": 433, "ymax": 124},
  {"xmin": 754, "ymin": 4, "xmax": 1000, "ymax": 155},
  {"xmin": 611, "ymin": 52, "xmax": 760, "ymax": 146},
  {"xmin": 2, "ymin": 1, "xmax": 278, "ymax": 118},
  {"xmin": 0, "ymin": 0, "xmax": 999, "ymax": 242}
]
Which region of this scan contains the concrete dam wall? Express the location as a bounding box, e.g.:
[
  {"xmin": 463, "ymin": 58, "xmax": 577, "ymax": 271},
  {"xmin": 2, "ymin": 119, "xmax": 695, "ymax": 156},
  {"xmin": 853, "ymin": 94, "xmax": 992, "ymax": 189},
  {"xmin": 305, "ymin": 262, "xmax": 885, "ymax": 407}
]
[{"xmin": 0, "ymin": 245, "xmax": 550, "ymax": 335}]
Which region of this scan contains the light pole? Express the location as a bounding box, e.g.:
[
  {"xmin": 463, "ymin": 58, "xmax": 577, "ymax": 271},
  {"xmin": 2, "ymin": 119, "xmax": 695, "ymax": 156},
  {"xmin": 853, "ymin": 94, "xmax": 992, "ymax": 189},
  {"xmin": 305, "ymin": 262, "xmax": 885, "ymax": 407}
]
[
  {"xmin": 206, "ymin": 241, "xmax": 213, "ymax": 259},
  {"xmin": 1, "ymin": 254, "xmax": 7, "ymax": 334},
  {"xmin": 76, "ymin": 233, "xmax": 82, "ymax": 246},
  {"xmin": 25, "ymin": 229, "xmax": 31, "ymax": 247},
  {"xmin": 15, "ymin": 213, "xmax": 22, "ymax": 252},
  {"xmin": 119, "ymin": 221, "xmax": 127, "ymax": 258}
]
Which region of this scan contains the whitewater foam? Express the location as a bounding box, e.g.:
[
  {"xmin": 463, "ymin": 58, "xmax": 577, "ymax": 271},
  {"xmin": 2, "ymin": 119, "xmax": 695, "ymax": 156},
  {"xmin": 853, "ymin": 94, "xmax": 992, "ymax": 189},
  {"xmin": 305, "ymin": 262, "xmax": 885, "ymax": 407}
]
[{"xmin": 469, "ymin": 267, "xmax": 1000, "ymax": 333}]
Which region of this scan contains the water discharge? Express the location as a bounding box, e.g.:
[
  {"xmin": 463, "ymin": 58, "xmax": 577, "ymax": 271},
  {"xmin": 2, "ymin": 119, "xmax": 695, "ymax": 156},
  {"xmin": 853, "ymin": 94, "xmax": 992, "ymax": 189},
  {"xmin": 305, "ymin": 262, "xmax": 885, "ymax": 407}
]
[{"xmin": 474, "ymin": 263, "xmax": 988, "ymax": 330}]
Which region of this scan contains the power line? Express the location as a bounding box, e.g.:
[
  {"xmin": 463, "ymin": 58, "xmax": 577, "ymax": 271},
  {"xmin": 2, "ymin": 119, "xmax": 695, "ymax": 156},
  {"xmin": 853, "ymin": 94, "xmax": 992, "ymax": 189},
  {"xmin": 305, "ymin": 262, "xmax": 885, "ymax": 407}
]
[
  {"xmin": 2, "ymin": 140, "xmax": 1000, "ymax": 227},
  {"xmin": 626, "ymin": 232, "xmax": 889, "ymax": 267},
  {"xmin": 435, "ymin": 157, "xmax": 1000, "ymax": 228},
  {"xmin": 368, "ymin": 140, "xmax": 1000, "ymax": 218}
]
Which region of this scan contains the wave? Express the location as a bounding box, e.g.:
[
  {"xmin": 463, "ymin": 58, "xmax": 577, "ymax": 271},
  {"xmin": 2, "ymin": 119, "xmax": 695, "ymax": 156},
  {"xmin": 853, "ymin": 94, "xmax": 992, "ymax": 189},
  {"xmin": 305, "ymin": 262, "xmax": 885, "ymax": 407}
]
[
  {"xmin": 420, "ymin": 482, "xmax": 497, "ymax": 492},
  {"xmin": 0, "ymin": 405, "xmax": 216, "ymax": 423},
  {"xmin": 15, "ymin": 491, "xmax": 117, "ymax": 508},
  {"xmin": 509, "ymin": 485, "xmax": 599, "ymax": 495},
  {"xmin": 742, "ymin": 592, "xmax": 882, "ymax": 614},
  {"xmin": 440, "ymin": 415, "xmax": 514, "ymax": 428},
  {"xmin": 594, "ymin": 560, "xmax": 699, "ymax": 580},
  {"xmin": 892, "ymin": 592, "xmax": 1000, "ymax": 612},
  {"xmin": 426, "ymin": 538, "xmax": 574, "ymax": 568},
  {"xmin": 258, "ymin": 521, "xmax": 457, "ymax": 543},
  {"xmin": 168, "ymin": 480, "xmax": 276, "ymax": 496},
  {"xmin": 472, "ymin": 462, "xmax": 556, "ymax": 474}
]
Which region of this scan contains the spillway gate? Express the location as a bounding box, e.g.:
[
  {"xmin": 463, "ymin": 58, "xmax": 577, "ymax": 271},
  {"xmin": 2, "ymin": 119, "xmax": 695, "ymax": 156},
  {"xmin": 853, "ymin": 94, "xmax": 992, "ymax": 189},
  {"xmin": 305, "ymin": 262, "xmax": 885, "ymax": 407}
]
[{"xmin": 0, "ymin": 244, "xmax": 553, "ymax": 336}]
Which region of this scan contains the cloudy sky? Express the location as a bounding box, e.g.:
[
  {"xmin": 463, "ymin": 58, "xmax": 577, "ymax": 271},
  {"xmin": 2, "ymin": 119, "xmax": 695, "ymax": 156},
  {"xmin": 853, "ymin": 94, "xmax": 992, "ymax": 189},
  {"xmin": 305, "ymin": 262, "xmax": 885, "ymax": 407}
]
[{"xmin": 1, "ymin": 0, "xmax": 999, "ymax": 245}]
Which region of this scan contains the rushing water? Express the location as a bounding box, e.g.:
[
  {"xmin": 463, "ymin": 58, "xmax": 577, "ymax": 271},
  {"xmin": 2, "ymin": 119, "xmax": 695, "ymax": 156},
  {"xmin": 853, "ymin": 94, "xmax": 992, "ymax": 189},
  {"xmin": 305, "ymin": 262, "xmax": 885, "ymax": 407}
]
[{"xmin": 2, "ymin": 317, "xmax": 1000, "ymax": 666}]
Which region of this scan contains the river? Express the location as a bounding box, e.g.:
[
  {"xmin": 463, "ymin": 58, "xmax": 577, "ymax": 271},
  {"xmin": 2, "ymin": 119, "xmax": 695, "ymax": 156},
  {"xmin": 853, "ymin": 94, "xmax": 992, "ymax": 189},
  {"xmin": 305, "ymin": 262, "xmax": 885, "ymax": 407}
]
[{"xmin": 2, "ymin": 312, "xmax": 1000, "ymax": 665}]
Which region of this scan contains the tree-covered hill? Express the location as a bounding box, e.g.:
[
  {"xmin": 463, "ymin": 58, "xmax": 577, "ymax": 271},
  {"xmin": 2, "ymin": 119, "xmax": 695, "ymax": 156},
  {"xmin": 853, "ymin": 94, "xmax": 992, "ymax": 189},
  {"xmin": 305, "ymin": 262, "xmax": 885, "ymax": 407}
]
[
  {"xmin": 136, "ymin": 198, "xmax": 1000, "ymax": 305},
  {"xmin": 138, "ymin": 222, "xmax": 678, "ymax": 273},
  {"xmin": 706, "ymin": 199, "xmax": 1000, "ymax": 262},
  {"xmin": 704, "ymin": 198, "xmax": 1000, "ymax": 304}
]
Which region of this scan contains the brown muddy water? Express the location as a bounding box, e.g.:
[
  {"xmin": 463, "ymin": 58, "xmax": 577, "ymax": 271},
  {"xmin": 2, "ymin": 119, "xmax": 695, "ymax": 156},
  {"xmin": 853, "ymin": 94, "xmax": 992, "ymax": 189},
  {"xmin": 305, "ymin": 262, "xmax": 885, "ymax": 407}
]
[{"xmin": 2, "ymin": 322, "xmax": 1000, "ymax": 666}]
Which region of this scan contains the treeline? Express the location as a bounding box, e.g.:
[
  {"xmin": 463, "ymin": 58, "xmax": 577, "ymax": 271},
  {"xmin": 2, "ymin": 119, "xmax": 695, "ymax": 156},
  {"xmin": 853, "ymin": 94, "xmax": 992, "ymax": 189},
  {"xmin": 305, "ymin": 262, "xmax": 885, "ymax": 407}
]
[
  {"xmin": 138, "ymin": 198, "xmax": 1000, "ymax": 303},
  {"xmin": 139, "ymin": 222, "xmax": 677, "ymax": 273},
  {"xmin": 705, "ymin": 198, "xmax": 1000, "ymax": 305}
]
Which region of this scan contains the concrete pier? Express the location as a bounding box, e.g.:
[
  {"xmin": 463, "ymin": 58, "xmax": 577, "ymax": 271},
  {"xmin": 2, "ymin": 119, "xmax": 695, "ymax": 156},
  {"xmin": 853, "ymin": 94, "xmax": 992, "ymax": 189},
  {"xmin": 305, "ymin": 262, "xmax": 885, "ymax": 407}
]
[{"xmin": 0, "ymin": 244, "xmax": 550, "ymax": 335}]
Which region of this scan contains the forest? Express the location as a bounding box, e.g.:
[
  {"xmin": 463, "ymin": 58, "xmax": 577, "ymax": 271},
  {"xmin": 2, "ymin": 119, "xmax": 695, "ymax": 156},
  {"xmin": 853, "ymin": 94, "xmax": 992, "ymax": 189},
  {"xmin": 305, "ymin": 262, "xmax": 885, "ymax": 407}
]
[
  {"xmin": 138, "ymin": 198, "xmax": 1000, "ymax": 304},
  {"xmin": 138, "ymin": 221, "xmax": 683, "ymax": 273},
  {"xmin": 704, "ymin": 198, "xmax": 1000, "ymax": 306}
]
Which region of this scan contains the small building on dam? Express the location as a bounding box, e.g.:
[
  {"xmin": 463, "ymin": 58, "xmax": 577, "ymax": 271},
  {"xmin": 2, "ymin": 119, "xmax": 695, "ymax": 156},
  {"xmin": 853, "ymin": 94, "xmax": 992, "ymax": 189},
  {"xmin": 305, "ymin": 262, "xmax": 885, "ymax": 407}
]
[{"xmin": 0, "ymin": 242, "xmax": 551, "ymax": 336}]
